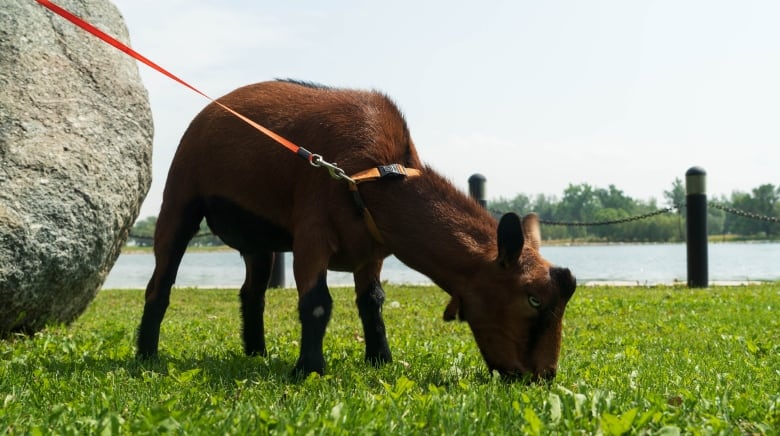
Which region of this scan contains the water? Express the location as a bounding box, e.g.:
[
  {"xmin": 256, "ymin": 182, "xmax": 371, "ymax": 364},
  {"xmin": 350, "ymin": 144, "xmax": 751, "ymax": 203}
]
[
  {"xmin": 103, "ymin": 242, "xmax": 780, "ymax": 289},
  {"xmin": 104, "ymin": 251, "xmax": 429, "ymax": 289},
  {"xmin": 541, "ymin": 243, "xmax": 780, "ymax": 284}
]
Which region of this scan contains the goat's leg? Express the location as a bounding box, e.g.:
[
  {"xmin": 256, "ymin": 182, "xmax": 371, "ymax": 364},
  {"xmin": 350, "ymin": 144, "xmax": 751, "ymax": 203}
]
[
  {"xmin": 292, "ymin": 273, "xmax": 332, "ymax": 376},
  {"xmin": 239, "ymin": 252, "xmax": 274, "ymax": 356},
  {"xmin": 354, "ymin": 262, "xmax": 392, "ymax": 365},
  {"xmin": 137, "ymin": 202, "xmax": 202, "ymax": 358}
]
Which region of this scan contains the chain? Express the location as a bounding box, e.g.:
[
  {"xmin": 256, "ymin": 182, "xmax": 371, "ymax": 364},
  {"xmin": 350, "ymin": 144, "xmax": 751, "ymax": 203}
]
[
  {"xmin": 708, "ymin": 202, "xmax": 780, "ymax": 223},
  {"xmin": 491, "ymin": 201, "xmax": 779, "ymax": 227},
  {"xmin": 535, "ymin": 206, "xmax": 679, "ymax": 227},
  {"xmin": 543, "ymin": 207, "xmax": 678, "ymax": 227},
  {"xmin": 489, "ymin": 204, "xmax": 682, "ymax": 227}
]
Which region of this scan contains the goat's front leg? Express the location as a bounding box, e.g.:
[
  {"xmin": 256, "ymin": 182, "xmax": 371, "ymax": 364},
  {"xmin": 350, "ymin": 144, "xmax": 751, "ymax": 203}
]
[
  {"xmin": 293, "ymin": 273, "xmax": 333, "ymax": 376},
  {"xmin": 355, "ymin": 262, "xmax": 392, "ymax": 365}
]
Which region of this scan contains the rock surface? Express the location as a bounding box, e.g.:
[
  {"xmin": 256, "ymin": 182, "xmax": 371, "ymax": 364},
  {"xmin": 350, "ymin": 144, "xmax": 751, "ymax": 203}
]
[{"xmin": 0, "ymin": 0, "xmax": 152, "ymax": 336}]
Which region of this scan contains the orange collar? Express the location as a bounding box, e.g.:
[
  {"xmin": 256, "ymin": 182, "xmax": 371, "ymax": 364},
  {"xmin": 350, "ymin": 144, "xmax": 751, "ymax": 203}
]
[{"xmin": 350, "ymin": 164, "xmax": 422, "ymax": 184}]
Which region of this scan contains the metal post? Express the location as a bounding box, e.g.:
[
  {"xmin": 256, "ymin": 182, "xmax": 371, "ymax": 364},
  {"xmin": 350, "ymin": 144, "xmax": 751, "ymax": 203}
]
[
  {"xmin": 685, "ymin": 167, "xmax": 708, "ymax": 288},
  {"xmin": 269, "ymin": 252, "xmax": 285, "ymax": 288},
  {"xmin": 468, "ymin": 174, "xmax": 487, "ymax": 209}
]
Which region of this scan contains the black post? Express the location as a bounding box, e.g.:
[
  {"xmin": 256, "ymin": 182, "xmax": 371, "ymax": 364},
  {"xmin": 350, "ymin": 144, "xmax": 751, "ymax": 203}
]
[
  {"xmin": 468, "ymin": 174, "xmax": 487, "ymax": 209},
  {"xmin": 269, "ymin": 252, "xmax": 285, "ymax": 288},
  {"xmin": 685, "ymin": 167, "xmax": 708, "ymax": 288}
]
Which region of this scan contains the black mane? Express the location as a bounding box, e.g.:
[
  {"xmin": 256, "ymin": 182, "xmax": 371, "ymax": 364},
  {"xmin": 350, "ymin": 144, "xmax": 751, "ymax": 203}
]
[{"xmin": 276, "ymin": 78, "xmax": 331, "ymax": 90}]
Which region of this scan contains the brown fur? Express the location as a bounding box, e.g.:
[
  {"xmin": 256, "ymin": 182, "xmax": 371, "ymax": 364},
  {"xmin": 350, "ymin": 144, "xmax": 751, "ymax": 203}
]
[{"xmin": 137, "ymin": 80, "xmax": 576, "ymax": 380}]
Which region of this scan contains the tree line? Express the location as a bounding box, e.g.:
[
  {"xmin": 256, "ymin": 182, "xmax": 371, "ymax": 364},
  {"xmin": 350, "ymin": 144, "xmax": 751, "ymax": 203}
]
[
  {"xmin": 129, "ymin": 180, "xmax": 779, "ymax": 246},
  {"xmin": 129, "ymin": 217, "xmax": 223, "ymax": 247},
  {"xmin": 489, "ymin": 180, "xmax": 779, "ymax": 242}
]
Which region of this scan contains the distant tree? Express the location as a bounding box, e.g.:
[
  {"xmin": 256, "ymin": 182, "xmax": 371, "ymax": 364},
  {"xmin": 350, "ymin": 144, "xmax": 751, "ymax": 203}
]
[
  {"xmin": 722, "ymin": 185, "xmax": 779, "ymax": 237},
  {"xmin": 589, "ymin": 207, "xmax": 629, "ymax": 241},
  {"xmin": 530, "ymin": 194, "xmax": 568, "ymax": 240},
  {"xmin": 663, "ymin": 178, "xmax": 686, "ymax": 214},
  {"xmin": 631, "ymin": 214, "xmax": 678, "ymax": 242},
  {"xmin": 707, "ymin": 194, "xmax": 727, "ymax": 236},
  {"xmin": 490, "ymin": 194, "xmax": 531, "ymax": 215},
  {"xmin": 662, "ymin": 178, "xmax": 686, "ymax": 240},
  {"xmin": 129, "ymin": 216, "xmax": 156, "ymax": 246},
  {"xmin": 127, "ymin": 216, "xmax": 225, "ymax": 247},
  {"xmin": 595, "ymin": 185, "xmax": 635, "ymax": 212},
  {"xmin": 558, "ymin": 184, "xmax": 599, "ymax": 221},
  {"xmin": 556, "ymin": 184, "xmax": 599, "ymax": 239},
  {"xmin": 531, "ymin": 194, "xmax": 559, "ymax": 221},
  {"xmin": 751, "ymin": 184, "xmax": 779, "ymax": 237},
  {"xmin": 726, "ymin": 191, "xmax": 752, "ymax": 236},
  {"xmin": 190, "ymin": 219, "xmax": 224, "ymax": 246}
]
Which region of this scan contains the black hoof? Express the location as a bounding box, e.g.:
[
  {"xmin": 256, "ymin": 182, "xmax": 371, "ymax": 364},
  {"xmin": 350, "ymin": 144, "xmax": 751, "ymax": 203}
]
[
  {"xmin": 136, "ymin": 350, "xmax": 159, "ymax": 360},
  {"xmin": 365, "ymin": 351, "xmax": 392, "ymax": 367},
  {"xmin": 292, "ymin": 356, "xmax": 325, "ymax": 378},
  {"xmin": 244, "ymin": 345, "xmax": 267, "ymax": 357}
]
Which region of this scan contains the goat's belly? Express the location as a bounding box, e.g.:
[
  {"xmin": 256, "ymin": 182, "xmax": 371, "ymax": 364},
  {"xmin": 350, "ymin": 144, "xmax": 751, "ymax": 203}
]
[{"xmin": 203, "ymin": 196, "xmax": 292, "ymax": 253}]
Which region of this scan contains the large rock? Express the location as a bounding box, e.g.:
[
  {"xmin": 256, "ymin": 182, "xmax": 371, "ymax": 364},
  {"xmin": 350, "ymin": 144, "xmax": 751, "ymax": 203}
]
[{"xmin": 0, "ymin": 0, "xmax": 152, "ymax": 336}]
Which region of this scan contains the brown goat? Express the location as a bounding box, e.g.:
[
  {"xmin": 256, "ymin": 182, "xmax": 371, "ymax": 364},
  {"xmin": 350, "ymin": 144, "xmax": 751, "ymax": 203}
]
[{"xmin": 137, "ymin": 80, "xmax": 576, "ymax": 380}]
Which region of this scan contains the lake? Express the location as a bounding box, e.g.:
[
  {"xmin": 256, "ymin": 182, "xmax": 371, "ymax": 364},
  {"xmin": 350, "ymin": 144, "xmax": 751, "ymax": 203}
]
[{"xmin": 103, "ymin": 242, "xmax": 780, "ymax": 289}]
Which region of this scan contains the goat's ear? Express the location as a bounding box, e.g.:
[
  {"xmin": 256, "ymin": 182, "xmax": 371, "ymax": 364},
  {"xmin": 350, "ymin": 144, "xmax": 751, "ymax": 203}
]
[
  {"xmin": 497, "ymin": 213, "xmax": 524, "ymax": 268},
  {"xmin": 443, "ymin": 295, "xmax": 464, "ymax": 321},
  {"xmin": 522, "ymin": 213, "xmax": 542, "ymax": 251}
]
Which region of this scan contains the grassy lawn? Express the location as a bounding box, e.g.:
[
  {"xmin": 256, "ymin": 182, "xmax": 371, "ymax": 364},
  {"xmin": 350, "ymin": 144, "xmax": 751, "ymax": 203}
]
[{"xmin": 1, "ymin": 284, "xmax": 778, "ymax": 434}]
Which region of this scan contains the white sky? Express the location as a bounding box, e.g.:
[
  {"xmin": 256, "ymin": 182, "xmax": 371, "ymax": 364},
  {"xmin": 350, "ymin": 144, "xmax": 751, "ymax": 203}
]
[{"xmin": 108, "ymin": 1, "xmax": 779, "ymax": 219}]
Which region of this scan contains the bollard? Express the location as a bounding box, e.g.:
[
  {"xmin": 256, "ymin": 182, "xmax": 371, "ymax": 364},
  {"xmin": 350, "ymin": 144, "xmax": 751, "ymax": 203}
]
[
  {"xmin": 685, "ymin": 167, "xmax": 708, "ymax": 288},
  {"xmin": 269, "ymin": 252, "xmax": 285, "ymax": 288},
  {"xmin": 468, "ymin": 174, "xmax": 487, "ymax": 209}
]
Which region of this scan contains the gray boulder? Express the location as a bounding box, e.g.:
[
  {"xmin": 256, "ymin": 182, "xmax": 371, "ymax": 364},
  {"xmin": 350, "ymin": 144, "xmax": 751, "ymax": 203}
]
[{"xmin": 0, "ymin": 0, "xmax": 152, "ymax": 336}]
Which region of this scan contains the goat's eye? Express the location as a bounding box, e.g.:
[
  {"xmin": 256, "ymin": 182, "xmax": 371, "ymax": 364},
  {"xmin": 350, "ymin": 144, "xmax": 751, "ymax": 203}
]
[{"xmin": 528, "ymin": 295, "xmax": 542, "ymax": 309}]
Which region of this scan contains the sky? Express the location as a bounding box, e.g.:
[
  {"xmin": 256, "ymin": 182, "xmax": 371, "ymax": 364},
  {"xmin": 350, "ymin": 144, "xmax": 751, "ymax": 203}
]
[{"xmin": 107, "ymin": 0, "xmax": 780, "ymax": 219}]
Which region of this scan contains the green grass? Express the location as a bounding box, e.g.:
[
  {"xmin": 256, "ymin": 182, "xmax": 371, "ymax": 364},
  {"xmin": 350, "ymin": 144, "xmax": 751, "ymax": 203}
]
[{"xmin": 1, "ymin": 284, "xmax": 778, "ymax": 435}]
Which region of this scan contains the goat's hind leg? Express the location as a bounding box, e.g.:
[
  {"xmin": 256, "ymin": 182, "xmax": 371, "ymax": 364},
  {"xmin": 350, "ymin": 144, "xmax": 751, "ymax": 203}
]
[
  {"xmin": 136, "ymin": 202, "xmax": 202, "ymax": 358},
  {"xmin": 240, "ymin": 252, "xmax": 274, "ymax": 356}
]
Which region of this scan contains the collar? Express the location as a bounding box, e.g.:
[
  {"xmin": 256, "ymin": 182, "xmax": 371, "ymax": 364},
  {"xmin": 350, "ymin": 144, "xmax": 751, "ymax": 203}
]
[{"xmin": 348, "ymin": 164, "xmax": 422, "ymax": 244}]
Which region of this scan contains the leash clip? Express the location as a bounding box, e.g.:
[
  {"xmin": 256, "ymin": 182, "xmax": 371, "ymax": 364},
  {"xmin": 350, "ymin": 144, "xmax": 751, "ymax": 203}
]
[{"xmin": 309, "ymin": 154, "xmax": 355, "ymax": 184}]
